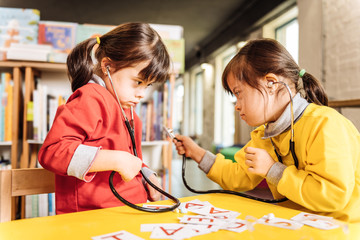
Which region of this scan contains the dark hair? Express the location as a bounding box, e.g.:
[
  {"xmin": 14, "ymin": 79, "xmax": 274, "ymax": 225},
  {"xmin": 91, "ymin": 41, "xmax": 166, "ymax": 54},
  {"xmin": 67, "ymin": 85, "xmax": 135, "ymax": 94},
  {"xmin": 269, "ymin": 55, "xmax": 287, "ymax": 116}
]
[
  {"xmin": 222, "ymin": 38, "xmax": 328, "ymax": 106},
  {"xmin": 67, "ymin": 22, "xmax": 170, "ymax": 92}
]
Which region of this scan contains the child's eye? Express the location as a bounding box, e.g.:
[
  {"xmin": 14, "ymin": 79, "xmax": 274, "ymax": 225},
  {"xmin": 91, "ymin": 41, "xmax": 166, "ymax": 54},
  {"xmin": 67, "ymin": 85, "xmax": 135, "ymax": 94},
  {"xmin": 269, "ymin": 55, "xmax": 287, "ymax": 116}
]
[
  {"xmin": 146, "ymin": 83, "xmax": 152, "ymax": 88},
  {"xmin": 234, "ymin": 91, "xmax": 240, "ymax": 97}
]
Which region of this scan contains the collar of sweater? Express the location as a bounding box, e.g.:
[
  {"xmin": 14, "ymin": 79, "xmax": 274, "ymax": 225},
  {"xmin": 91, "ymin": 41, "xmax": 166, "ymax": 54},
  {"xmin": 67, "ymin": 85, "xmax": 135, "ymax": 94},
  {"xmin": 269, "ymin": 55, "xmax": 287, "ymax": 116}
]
[
  {"xmin": 88, "ymin": 74, "xmax": 106, "ymax": 88},
  {"xmin": 262, "ymin": 93, "xmax": 309, "ymax": 139}
]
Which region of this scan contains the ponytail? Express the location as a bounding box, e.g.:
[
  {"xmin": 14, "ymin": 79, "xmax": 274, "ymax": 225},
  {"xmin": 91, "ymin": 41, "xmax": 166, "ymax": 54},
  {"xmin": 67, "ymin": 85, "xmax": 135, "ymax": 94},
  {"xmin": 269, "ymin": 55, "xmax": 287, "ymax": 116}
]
[
  {"xmin": 300, "ymin": 72, "xmax": 328, "ymax": 106},
  {"xmin": 67, "ymin": 38, "xmax": 97, "ymax": 92}
]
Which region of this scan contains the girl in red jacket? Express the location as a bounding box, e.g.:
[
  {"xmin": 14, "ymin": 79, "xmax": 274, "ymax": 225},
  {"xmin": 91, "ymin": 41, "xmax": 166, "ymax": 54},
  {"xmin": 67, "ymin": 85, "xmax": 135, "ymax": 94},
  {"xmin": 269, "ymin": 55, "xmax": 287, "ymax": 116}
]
[{"xmin": 38, "ymin": 23, "xmax": 170, "ymax": 214}]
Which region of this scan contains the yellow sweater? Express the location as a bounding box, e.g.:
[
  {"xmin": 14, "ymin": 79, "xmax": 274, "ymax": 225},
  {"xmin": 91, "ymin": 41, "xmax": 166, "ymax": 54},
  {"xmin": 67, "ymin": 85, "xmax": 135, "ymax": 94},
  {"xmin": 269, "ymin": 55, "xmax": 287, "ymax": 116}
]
[{"xmin": 207, "ymin": 103, "xmax": 360, "ymax": 222}]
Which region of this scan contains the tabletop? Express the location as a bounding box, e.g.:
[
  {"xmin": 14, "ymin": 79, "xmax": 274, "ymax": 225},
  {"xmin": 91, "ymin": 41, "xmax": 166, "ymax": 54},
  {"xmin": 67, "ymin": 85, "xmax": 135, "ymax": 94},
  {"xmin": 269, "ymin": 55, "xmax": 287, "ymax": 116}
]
[{"xmin": 0, "ymin": 193, "xmax": 359, "ymax": 239}]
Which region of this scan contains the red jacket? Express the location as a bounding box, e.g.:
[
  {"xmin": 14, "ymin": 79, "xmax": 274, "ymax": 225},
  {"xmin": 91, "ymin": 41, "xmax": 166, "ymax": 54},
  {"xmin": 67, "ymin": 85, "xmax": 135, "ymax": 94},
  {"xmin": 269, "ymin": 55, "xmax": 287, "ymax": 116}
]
[{"xmin": 38, "ymin": 83, "xmax": 148, "ymax": 214}]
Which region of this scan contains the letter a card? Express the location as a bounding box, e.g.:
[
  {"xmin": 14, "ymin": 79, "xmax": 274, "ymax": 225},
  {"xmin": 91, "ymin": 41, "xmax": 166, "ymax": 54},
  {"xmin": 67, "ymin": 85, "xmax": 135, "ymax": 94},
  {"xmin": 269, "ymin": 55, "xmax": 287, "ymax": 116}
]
[
  {"xmin": 92, "ymin": 230, "xmax": 144, "ymax": 240},
  {"xmin": 149, "ymin": 224, "xmax": 192, "ymax": 239}
]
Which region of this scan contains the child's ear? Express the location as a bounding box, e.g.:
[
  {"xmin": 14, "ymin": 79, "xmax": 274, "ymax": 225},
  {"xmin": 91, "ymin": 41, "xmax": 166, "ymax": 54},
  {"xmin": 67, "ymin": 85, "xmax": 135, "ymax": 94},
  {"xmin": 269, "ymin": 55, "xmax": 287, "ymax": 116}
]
[
  {"xmin": 264, "ymin": 73, "xmax": 279, "ymax": 88},
  {"xmin": 100, "ymin": 57, "xmax": 112, "ymax": 74}
]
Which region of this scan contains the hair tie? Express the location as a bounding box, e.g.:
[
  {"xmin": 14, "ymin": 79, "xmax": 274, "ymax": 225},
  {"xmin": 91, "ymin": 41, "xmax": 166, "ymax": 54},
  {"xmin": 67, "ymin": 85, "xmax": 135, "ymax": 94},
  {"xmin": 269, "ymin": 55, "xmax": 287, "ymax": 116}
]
[
  {"xmin": 96, "ymin": 36, "xmax": 101, "ymax": 45},
  {"xmin": 299, "ymin": 69, "xmax": 306, "ymax": 78}
]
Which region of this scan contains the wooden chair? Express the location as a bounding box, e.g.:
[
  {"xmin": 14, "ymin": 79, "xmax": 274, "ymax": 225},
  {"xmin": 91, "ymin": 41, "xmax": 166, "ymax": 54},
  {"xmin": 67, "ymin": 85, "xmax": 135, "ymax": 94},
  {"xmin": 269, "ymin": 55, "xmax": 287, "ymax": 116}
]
[{"xmin": 0, "ymin": 168, "xmax": 55, "ymax": 222}]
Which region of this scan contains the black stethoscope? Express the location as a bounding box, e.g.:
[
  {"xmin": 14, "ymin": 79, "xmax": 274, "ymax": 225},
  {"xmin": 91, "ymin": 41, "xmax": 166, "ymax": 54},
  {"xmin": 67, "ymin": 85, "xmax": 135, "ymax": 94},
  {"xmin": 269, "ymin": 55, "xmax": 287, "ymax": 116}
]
[
  {"xmin": 106, "ymin": 67, "xmax": 180, "ymax": 212},
  {"xmin": 168, "ymin": 81, "xmax": 299, "ymax": 204},
  {"xmin": 164, "ymin": 127, "xmax": 288, "ymax": 204}
]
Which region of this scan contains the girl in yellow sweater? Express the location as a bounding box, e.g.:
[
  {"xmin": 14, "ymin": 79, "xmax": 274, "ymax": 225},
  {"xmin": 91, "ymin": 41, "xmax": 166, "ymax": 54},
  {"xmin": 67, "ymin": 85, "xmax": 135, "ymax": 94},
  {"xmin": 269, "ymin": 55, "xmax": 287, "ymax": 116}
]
[{"xmin": 175, "ymin": 39, "xmax": 360, "ymax": 222}]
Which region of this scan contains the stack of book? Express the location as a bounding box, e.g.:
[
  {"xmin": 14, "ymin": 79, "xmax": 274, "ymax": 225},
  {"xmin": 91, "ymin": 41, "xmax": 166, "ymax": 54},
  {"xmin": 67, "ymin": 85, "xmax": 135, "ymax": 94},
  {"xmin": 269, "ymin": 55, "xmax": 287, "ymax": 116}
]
[
  {"xmin": 6, "ymin": 43, "xmax": 52, "ymax": 62},
  {"xmin": 0, "ymin": 7, "xmax": 40, "ymax": 60}
]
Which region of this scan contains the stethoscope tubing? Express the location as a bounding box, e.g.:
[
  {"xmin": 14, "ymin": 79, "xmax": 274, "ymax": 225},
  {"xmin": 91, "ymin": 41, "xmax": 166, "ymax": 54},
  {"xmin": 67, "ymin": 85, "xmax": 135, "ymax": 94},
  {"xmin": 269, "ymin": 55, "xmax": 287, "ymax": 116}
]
[
  {"xmin": 106, "ymin": 67, "xmax": 180, "ymax": 212},
  {"xmin": 180, "ymin": 152, "xmax": 288, "ymax": 203}
]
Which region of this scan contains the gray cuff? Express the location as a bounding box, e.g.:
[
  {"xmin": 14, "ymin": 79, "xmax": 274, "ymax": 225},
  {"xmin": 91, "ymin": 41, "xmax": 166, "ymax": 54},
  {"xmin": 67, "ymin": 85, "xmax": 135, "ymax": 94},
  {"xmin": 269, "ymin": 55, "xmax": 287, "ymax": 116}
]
[
  {"xmin": 198, "ymin": 151, "xmax": 216, "ymax": 174},
  {"xmin": 142, "ymin": 167, "xmax": 157, "ymax": 178},
  {"xmin": 266, "ymin": 162, "xmax": 287, "ymax": 186},
  {"xmin": 67, "ymin": 144, "xmax": 100, "ymax": 181}
]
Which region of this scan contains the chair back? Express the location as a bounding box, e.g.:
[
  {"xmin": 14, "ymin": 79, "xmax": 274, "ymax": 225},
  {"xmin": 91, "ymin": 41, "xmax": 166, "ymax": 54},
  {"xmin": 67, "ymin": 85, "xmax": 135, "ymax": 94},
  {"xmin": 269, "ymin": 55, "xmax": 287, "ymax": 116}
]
[{"xmin": 0, "ymin": 168, "xmax": 55, "ymax": 222}]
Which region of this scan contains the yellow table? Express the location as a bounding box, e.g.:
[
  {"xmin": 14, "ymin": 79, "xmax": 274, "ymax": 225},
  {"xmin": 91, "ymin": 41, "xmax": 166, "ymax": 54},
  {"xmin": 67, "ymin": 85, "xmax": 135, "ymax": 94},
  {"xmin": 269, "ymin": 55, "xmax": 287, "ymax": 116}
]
[{"xmin": 0, "ymin": 193, "xmax": 359, "ymax": 239}]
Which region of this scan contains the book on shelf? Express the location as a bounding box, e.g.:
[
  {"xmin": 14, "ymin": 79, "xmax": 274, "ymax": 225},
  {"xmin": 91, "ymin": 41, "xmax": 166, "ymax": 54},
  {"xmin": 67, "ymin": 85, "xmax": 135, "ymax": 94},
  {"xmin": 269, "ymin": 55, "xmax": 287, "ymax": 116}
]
[
  {"xmin": 150, "ymin": 24, "xmax": 183, "ymax": 40},
  {"xmin": 0, "ymin": 7, "xmax": 40, "ymax": 60},
  {"xmin": 6, "ymin": 43, "xmax": 52, "ymax": 62},
  {"xmin": 0, "ymin": 72, "xmax": 14, "ymax": 142},
  {"xmin": 136, "ymin": 81, "xmax": 173, "ymax": 142},
  {"xmin": 26, "ymin": 101, "xmax": 34, "ymax": 140},
  {"xmin": 163, "ymin": 39, "xmax": 185, "ymax": 74},
  {"xmin": 37, "ymin": 20, "xmax": 78, "ymax": 63},
  {"xmin": 76, "ymin": 23, "xmax": 116, "ymax": 43},
  {"xmin": 27, "ymin": 82, "xmax": 67, "ymax": 141},
  {"xmin": 3, "ymin": 72, "xmax": 13, "ymax": 142},
  {"xmin": 150, "ymin": 24, "xmax": 185, "ymax": 74},
  {"xmin": 38, "ymin": 21, "xmax": 78, "ymax": 53},
  {"xmin": 25, "ymin": 193, "xmax": 55, "ymax": 218}
]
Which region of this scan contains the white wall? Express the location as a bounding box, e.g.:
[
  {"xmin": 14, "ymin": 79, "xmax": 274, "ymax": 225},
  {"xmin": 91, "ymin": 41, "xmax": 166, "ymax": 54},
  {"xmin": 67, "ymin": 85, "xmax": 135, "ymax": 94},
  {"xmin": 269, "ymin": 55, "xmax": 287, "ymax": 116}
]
[
  {"xmin": 298, "ymin": 0, "xmax": 360, "ymax": 130},
  {"xmin": 297, "ymin": 0, "xmax": 323, "ymax": 82}
]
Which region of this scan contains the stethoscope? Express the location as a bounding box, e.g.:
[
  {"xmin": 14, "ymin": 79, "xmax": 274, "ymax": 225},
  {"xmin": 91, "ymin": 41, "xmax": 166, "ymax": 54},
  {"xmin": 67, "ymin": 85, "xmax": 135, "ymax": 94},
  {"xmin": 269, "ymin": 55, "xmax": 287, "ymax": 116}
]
[
  {"xmin": 106, "ymin": 66, "xmax": 181, "ymax": 212},
  {"xmin": 171, "ymin": 81, "xmax": 299, "ymax": 203},
  {"xmin": 267, "ymin": 81, "xmax": 299, "ymax": 169}
]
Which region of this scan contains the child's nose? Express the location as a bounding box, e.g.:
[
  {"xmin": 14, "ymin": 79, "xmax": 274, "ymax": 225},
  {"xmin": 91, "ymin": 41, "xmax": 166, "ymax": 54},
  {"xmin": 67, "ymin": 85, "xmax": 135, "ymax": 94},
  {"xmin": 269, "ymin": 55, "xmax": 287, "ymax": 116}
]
[
  {"xmin": 136, "ymin": 88, "xmax": 146, "ymax": 99},
  {"xmin": 235, "ymin": 100, "xmax": 241, "ymax": 112}
]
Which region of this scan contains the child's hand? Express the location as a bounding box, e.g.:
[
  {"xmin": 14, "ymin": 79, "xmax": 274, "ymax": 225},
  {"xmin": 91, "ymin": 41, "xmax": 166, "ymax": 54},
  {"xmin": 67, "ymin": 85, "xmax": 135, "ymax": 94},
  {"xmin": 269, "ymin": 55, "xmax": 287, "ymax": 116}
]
[
  {"xmin": 173, "ymin": 135, "xmax": 206, "ymax": 163},
  {"xmin": 89, "ymin": 149, "xmax": 142, "ymax": 182},
  {"xmin": 145, "ymin": 174, "xmax": 162, "ymax": 201},
  {"xmin": 117, "ymin": 153, "xmax": 142, "ymax": 182},
  {"xmin": 244, "ymin": 147, "xmax": 275, "ymax": 177}
]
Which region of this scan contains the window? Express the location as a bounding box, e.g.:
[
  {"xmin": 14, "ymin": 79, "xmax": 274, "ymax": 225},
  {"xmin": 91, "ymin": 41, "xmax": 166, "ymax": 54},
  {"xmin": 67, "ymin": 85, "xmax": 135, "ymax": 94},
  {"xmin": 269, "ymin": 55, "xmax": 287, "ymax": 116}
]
[
  {"xmin": 214, "ymin": 46, "xmax": 237, "ymax": 147},
  {"xmin": 183, "ymin": 68, "xmax": 204, "ymax": 137},
  {"xmin": 172, "ymin": 78, "xmax": 184, "ymax": 134},
  {"xmin": 263, "ymin": 6, "xmax": 298, "ymax": 62},
  {"xmin": 194, "ymin": 72, "xmax": 203, "ymax": 136},
  {"xmin": 276, "ymin": 18, "xmax": 299, "ymax": 62}
]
